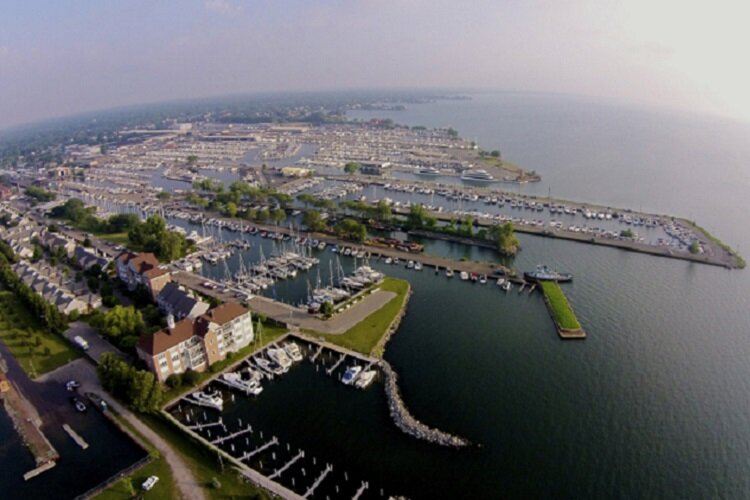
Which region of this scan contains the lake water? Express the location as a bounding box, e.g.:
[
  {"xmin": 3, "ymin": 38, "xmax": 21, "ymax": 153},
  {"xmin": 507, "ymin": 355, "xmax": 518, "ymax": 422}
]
[{"xmin": 162, "ymin": 93, "xmax": 750, "ymax": 499}]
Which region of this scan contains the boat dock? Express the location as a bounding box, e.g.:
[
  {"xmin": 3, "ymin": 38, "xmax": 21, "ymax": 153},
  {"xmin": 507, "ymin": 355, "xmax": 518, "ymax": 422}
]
[
  {"xmin": 303, "ymin": 463, "xmax": 333, "ymax": 498},
  {"xmin": 268, "ymin": 449, "xmax": 305, "ymax": 480},
  {"xmin": 62, "ymin": 424, "xmax": 89, "ymax": 450}
]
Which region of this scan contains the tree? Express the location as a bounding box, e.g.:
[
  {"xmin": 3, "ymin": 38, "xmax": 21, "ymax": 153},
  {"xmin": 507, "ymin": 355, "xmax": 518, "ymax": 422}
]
[
  {"xmin": 490, "ymin": 150, "xmax": 501, "ymax": 158},
  {"xmin": 271, "ymin": 208, "xmax": 286, "ymax": 225},
  {"xmin": 320, "ymin": 301, "xmax": 333, "ymax": 318},
  {"xmin": 689, "ymin": 240, "xmax": 701, "ymax": 254},
  {"xmin": 302, "ymin": 210, "xmax": 327, "ymax": 232},
  {"xmin": 101, "ymin": 305, "xmax": 145, "ymax": 339},
  {"xmin": 376, "ymin": 200, "xmax": 392, "ymax": 222},
  {"xmin": 344, "ymin": 162, "xmax": 359, "ymax": 174},
  {"xmin": 334, "ymin": 218, "xmax": 366, "ymax": 242},
  {"xmin": 489, "ymin": 222, "xmax": 520, "ymax": 256},
  {"xmin": 224, "ymin": 201, "xmax": 238, "ymax": 218},
  {"xmin": 407, "ymin": 204, "xmax": 433, "ymax": 228},
  {"xmin": 97, "ymin": 352, "xmax": 162, "ymax": 412},
  {"xmin": 257, "ymin": 208, "xmax": 270, "ymax": 223},
  {"xmin": 156, "ymin": 191, "xmax": 171, "ymax": 201}
]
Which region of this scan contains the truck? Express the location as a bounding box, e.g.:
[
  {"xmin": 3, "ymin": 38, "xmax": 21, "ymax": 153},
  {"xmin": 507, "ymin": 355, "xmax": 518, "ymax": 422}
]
[{"xmin": 73, "ymin": 336, "xmax": 89, "ymax": 351}]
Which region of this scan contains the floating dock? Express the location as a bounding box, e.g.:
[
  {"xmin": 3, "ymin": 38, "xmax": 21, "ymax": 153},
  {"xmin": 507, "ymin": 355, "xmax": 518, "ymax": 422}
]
[{"xmin": 62, "ymin": 423, "xmax": 89, "ymax": 449}]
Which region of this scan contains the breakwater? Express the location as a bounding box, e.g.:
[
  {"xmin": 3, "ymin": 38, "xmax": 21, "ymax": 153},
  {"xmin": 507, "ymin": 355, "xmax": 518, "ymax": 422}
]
[{"xmin": 380, "ymin": 360, "xmax": 470, "ymax": 448}]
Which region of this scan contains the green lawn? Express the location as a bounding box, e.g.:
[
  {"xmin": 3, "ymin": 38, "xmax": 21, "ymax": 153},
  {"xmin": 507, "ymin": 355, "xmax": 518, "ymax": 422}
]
[
  {"xmin": 0, "ymin": 290, "xmax": 80, "ymax": 377},
  {"xmin": 94, "ymin": 231, "xmax": 131, "ymax": 247},
  {"xmin": 138, "ymin": 413, "xmax": 270, "ymax": 500},
  {"xmin": 163, "ymin": 320, "xmax": 288, "ymax": 403},
  {"xmin": 539, "ymin": 281, "xmax": 581, "ymax": 330},
  {"xmin": 315, "ymin": 277, "xmax": 410, "ymax": 356}
]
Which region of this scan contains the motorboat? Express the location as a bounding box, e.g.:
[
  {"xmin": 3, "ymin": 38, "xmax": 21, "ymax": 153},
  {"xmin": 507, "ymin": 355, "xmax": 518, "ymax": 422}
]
[
  {"xmin": 459, "ymin": 271, "xmax": 469, "ymax": 280},
  {"xmin": 70, "ymin": 396, "xmax": 87, "ymax": 413},
  {"xmin": 524, "ymin": 265, "xmax": 573, "ymax": 282},
  {"xmin": 446, "ymin": 268, "xmax": 454, "ymax": 278},
  {"xmin": 355, "ymin": 369, "xmax": 376, "ymax": 389},
  {"xmin": 414, "ymin": 262, "xmax": 423, "ymax": 271},
  {"xmin": 266, "ymin": 347, "xmax": 292, "ymax": 370},
  {"xmin": 190, "ymin": 390, "xmax": 224, "ymax": 411},
  {"xmin": 221, "ymin": 372, "xmax": 263, "ymax": 396},
  {"xmin": 283, "ymin": 342, "xmax": 304, "ymax": 362},
  {"xmin": 460, "ymin": 169, "xmax": 495, "ymax": 182},
  {"xmin": 342, "ymin": 365, "xmax": 363, "ymax": 385}
]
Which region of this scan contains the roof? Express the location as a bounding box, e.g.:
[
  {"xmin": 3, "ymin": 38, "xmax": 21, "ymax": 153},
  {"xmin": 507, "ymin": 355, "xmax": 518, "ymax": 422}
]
[
  {"xmin": 158, "ymin": 283, "xmax": 208, "ymax": 318},
  {"xmin": 118, "ymin": 251, "xmax": 164, "ymax": 277},
  {"xmin": 137, "ymin": 317, "xmax": 197, "ymax": 356},
  {"xmin": 199, "ymin": 302, "xmax": 249, "ymax": 326}
]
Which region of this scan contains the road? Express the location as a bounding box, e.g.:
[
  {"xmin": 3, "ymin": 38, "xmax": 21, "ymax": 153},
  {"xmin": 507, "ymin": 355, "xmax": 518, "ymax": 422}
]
[{"xmin": 40, "ymin": 359, "xmax": 207, "ymax": 500}]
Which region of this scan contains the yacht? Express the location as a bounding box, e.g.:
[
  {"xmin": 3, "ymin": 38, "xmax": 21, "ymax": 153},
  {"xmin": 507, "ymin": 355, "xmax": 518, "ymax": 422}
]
[
  {"xmin": 446, "ymin": 268, "xmax": 454, "ymax": 278},
  {"xmin": 355, "ymin": 369, "xmax": 376, "ymax": 389},
  {"xmin": 460, "ymin": 169, "xmax": 495, "ymax": 182},
  {"xmin": 283, "ymin": 342, "xmax": 304, "ymax": 362},
  {"xmin": 459, "ymin": 271, "xmax": 469, "ymax": 280},
  {"xmin": 496, "ymin": 277, "xmax": 506, "ymax": 287},
  {"xmin": 414, "ymin": 262, "xmax": 423, "ymax": 271},
  {"xmin": 253, "ymin": 356, "xmax": 276, "ymax": 377},
  {"xmin": 524, "ymin": 265, "xmax": 573, "ymax": 282},
  {"xmin": 266, "ymin": 347, "xmax": 293, "ymax": 370},
  {"xmin": 479, "ymin": 275, "xmax": 487, "ymax": 284},
  {"xmin": 221, "ymin": 372, "xmax": 263, "ymax": 396},
  {"xmin": 417, "ymin": 166, "xmax": 440, "ymax": 176},
  {"xmin": 342, "ymin": 365, "xmax": 363, "ymax": 385},
  {"xmin": 384, "ymin": 257, "xmax": 393, "ymax": 265},
  {"xmin": 191, "ymin": 390, "xmax": 224, "ymax": 411},
  {"xmin": 406, "ymin": 260, "xmax": 415, "ymax": 269}
]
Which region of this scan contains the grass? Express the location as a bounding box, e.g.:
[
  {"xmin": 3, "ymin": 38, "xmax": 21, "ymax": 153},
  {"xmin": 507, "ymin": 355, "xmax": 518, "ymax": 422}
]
[
  {"xmin": 138, "ymin": 412, "xmax": 270, "ymax": 499},
  {"xmin": 689, "ymin": 221, "xmax": 746, "ymax": 269},
  {"xmin": 94, "ymin": 231, "xmax": 131, "ymax": 247},
  {"xmin": 0, "ymin": 289, "xmax": 80, "ymax": 377},
  {"xmin": 314, "ymin": 277, "xmax": 410, "ymax": 356},
  {"xmin": 539, "ymin": 281, "xmax": 581, "ymax": 331},
  {"xmin": 162, "ymin": 320, "xmax": 288, "ymax": 403},
  {"xmin": 94, "ymin": 409, "xmax": 177, "ymax": 500}
]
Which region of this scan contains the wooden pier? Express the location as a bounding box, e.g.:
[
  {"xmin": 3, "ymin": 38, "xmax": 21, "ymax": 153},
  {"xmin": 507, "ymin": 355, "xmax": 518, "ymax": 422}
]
[
  {"xmin": 62, "ymin": 424, "xmax": 89, "ymax": 450},
  {"xmin": 303, "ymin": 464, "xmax": 333, "ymax": 498}
]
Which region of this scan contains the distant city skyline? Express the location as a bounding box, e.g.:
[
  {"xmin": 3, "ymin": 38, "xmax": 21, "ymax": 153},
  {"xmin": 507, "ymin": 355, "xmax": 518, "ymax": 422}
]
[{"xmin": 2, "ymin": 0, "xmax": 750, "ymax": 129}]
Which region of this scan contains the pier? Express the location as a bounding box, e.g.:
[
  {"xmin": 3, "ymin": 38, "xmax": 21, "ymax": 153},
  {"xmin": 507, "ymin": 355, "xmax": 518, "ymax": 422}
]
[
  {"xmin": 303, "ymin": 463, "xmax": 333, "ymax": 498},
  {"xmin": 186, "ymin": 418, "xmax": 224, "ymax": 432},
  {"xmin": 326, "ymin": 353, "xmax": 346, "ymax": 375},
  {"xmin": 62, "ymin": 423, "xmax": 89, "ymax": 450},
  {"xmin": 268, "ymin": 449, "xmax": 305, "ymax": 480},
  {"xmin": 211, "ymin": 424, "xmax": 252, "ymax": 445},
  {"xmin": 310, "ymin": 345, "xmax": 323, "ymax": 362},
  {"xmin": 352, "ymin": 481, "xmax": 369, "ymax": 500},
  {"xmin": 240, "ymin": 437, "xmax": 279, "ymax": 461}
]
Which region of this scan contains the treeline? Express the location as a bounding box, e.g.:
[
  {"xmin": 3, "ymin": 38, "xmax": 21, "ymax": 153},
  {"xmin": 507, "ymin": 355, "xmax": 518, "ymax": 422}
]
[
  {"xmin": 25, "ymin": 186, "xmax": 56, "ymax": 203},
  {"xmin": 0, "ymin": 241, "xmax": 67, "ymax": 334},
  {"xmin": 51, "ymin": 199, "xmax": 190, "ymax": 262},
  {"xmin": 97, "ymin": 352, "xmax": 163, "ymax": 412},
  {"xmin": 187, "ymin": 180, "xmax": 291, "ymax": 223}
]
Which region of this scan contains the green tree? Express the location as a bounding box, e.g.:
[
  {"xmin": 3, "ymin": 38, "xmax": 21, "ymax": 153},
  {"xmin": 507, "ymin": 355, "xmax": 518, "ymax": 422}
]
[
  {"xmin": 271, "ymin": 208, "xmax": 286, "ymax": 225},
  {"xmin": 101, "ymin": 305, "xmax": 145, "ymax": 339},
  {"xmin": 156, "ymin": 191, "xmax": 171, "ymax": 201},
  {"xmin": 302, "ymin": 210, "xmax": 327, "ymax": 232},
  {"xmin": 489, "ymin": 222, "xmax": 520, "ymax": 256},
  {"xmin": 344, "ymin": 162, "xmax": 359, "ymax": 174},
  {"xmin": 225, "ymin": 201, "xmax": 238, "ymax": 218},
  {"xmin": 320, "ymin": 301, "xmax": 334, "ymax": 317},
  {"xmin": 334, "ymin": 218, "xmax": 366, "ymax": 242},
  {"xmin": 376, "ymin": 200, "xmax": 392, "ymax": 222}
]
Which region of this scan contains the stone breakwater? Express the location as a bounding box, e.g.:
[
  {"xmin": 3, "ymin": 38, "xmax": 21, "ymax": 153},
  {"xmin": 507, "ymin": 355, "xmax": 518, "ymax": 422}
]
[
  {"xmin": 371, "ymin": 286, "xmax": 412, "ymax": 358},
  {"xmin": 380, "ymin": 360, "xmax": 471, "ymax": 448}
]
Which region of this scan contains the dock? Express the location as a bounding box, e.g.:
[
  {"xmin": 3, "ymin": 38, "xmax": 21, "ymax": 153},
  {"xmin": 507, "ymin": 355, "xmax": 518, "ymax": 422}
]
[
  {"xmin": 62, "ymin": 423, "xmax": 89, "ymax": 449},
  {"xmin": 326, "ymin": 354, "xmax": 346, "ymax": 376},
  {"xmin": 23, "ymin": 461, "xmax": 57, "ymax": 481},
  {"xmin": 268, "ymin": 449, "xmax": 305, "ymax": 480},
  {"xmin": 240, "ymin": 437, "xmax": 279, "ymax": 461},
  {"xmin": 303, "ymin": 463, "xmax": 333, "ymax": 498}
]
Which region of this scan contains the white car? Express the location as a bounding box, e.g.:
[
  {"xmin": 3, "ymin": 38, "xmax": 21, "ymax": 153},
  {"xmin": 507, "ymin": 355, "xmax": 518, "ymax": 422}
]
[{"xmin": 142, "ymin": 475, "xmax": 159, "ymax": 491}]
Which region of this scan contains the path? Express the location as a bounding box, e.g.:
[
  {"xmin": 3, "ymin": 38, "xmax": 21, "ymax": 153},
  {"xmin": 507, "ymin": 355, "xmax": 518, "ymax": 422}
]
[{"xmin": 39, "ymin": 359, "xmax": 207, "ymax": 500}]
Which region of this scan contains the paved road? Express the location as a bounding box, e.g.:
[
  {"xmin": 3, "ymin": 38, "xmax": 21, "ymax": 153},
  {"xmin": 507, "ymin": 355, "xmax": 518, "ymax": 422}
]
[
  {"xmin": 40, "ymin": 359, "xmax": 207, "ymax": 500},
  {"xmin": 63, "ymin": 322, "xmax": 128, "ymax": 364}
]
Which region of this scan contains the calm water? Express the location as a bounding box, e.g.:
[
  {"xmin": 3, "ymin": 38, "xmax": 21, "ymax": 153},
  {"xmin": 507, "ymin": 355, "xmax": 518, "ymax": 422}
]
[{"xmin": 165, "ymin": 94, "xmax": 750, "ymax": 498}]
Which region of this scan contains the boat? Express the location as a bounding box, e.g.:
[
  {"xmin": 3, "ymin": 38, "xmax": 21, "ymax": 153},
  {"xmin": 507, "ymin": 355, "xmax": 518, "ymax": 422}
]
[
  {"xmin": 496, "ymin": 277, "xmax": 506, "ymax": 287},
  {"xmin": 384, "ymin": 257, "xmax": 393, "ymax": 265},
  {"xmin": 460, "ymin": 169, "xmax": 495, "ymax": 182},
  {"xmin": 406, "ymin": 260, "xmax": 415, "ymax": 269},
  {"xmin": 459, "ymin": 271, "xmax": 469, "ymax": 280},
  {"xmin": 266, "ymin": 347, "xmax": 292, "ymax": 370},
  {"xmin": 65, "ymin": 380, "xmax": 81, "ymax": 392},
  {"xmin": 190, "ymin": 390, "xmax": 224, "ymax": 411},
  {"xmin": 283, "ymin": 342, "xmax": 304, "ymax": 362},
  {"xmin": 417, "ymin": 166, "xmax": 441, "ymax": 176},
  {"xmin": 523, "ymin": 265, "xmax": 573, "ymax": 282},
  {"xmin": 446, "ymin": 268, "xmax": 454, "ymax": 278},
  {"xmin": 503, "ymin": 281, "xmax": 512, "ymax": 291},
  {"xmin": 479, "ymin": 274, "xmax": 487, "ymax": 284},
  {"xmin": 221, "ymin": 372, "xmax": 263, "ymax": 396},
  {"xmin": 355, "ymin": 369, "xmax": 376, "ymax": 389},
  {"xmin": 470, "ymin": 272, "xmax": 479, "ymax": 282},
  {"xmin": 253, "ymin": 357, "xmax": 276, "ymax": 378},
  {"xmin": 414, "ymin": 262, "xmax": 423, "ymax": 271},
  {"xmin": 70, "ymin": 396, "xmax": 87, "ymax": 413},
  {"xmin": 342, "ymin": 365, "xmax": 363, "ymax": 385}
]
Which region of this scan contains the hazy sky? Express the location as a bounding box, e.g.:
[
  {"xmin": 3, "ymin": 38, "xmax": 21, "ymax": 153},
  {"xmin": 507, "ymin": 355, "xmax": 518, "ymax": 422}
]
[{"xmin": 2, "ymin": 0, "xmax": 750, "ymax": 129}]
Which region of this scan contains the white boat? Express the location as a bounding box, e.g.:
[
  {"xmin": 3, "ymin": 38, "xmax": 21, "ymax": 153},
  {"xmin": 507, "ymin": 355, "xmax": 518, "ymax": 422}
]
[
  {"xmin": 253, "ymin": 356, "xmax": 276, "ymax": 377},
  {"xmin": 342, "ymin": 365, "xmax": 363, "ymax": 385},
  {"xmin": 503, "ymin": 281, "xmax": 512, "ymax": 291},
  {"xmin": 446, "ymin": 268, "xmax": 454, "ymax": 278},
  {"xmin": 283, "ymin": 342, "xmax": 304, "ymax": 362},
  {"xmin": 414, "ymin": 262, "xmax": 423, "ymax": 271},
  {"xmin": 460, "ymin": 271, "xmax": 469, "ymax": 280},
  {"xmin": 479, "ymin": 275, "xmax": 487, "ymax": 284},
  {"xmin": 266, "ymin": 347, "xmax": 292, "ymax": 370},
  {"xmin": 221, "ymin": 372, "xmax": 263, "ymax": 396},
  {"xmin": 190, "ymin": 390, "xmax": 224, "ymax": 411},
  {"xmin": 384, "ymin": 257, "xmax": 393, "ymax": 265},
  {"xmin": 460, "ymin": 169, "xmax": 495, "ymax": 182},
  {"xmin": 496, "ymin": 278, "xmax": 506, "ymax": 286},
  {"xmin": 355, "ymin": 369, "xmax": 376, "ymax": 389},
  {"xmin": 406, "ymin": 260, "xmax": 415, "ymax": 269},
  {"xmin": 417, "ymin": 166, "xmax": 440, "ymax": 176}
]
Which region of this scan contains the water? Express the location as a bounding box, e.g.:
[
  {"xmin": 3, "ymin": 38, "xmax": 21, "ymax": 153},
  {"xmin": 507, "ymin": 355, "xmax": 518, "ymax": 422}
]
[
  {"xmin": 75, "ymin": 92, "xmax": 750, "ymax": 497},
  {"xmin": 0, "ymin": 345, "xmax": 147, "ymax": 499}
]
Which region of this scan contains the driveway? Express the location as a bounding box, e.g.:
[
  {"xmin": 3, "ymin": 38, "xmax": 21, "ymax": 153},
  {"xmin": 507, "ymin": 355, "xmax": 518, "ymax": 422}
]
[{"xmin": 63, "ymin": 321, "xmax": 127, "ymax": 364}]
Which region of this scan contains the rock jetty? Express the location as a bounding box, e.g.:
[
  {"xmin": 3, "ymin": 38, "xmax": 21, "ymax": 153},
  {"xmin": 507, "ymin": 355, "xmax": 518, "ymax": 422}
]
[{"xmin": 380, "ymin": 360, "xmax": 470, "ymax": 448}]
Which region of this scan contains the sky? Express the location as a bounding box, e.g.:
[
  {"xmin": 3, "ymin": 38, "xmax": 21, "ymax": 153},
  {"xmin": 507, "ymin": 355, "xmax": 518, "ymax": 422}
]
[{"xmin": 2, "ymin": 0, "xmax": 750, "ymax": 129}]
